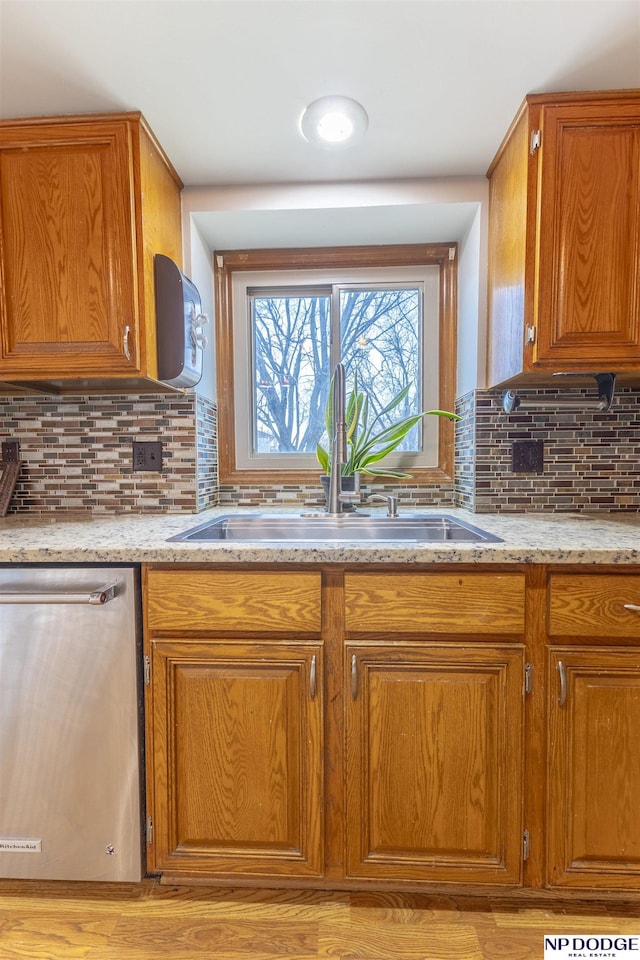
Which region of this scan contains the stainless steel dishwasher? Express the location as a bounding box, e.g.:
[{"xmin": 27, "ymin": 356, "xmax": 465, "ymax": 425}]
[{"xmin": 0, "ymin": 565, "xmax": 143, "ymax": 881}]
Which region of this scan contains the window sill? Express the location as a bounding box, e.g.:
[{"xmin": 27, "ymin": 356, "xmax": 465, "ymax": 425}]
[{"xmin": 218, "ymin": 466, "xmax": 455, "ymax": 488}]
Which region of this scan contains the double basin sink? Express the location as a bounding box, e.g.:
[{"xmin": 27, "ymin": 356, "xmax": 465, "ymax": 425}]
[{"xmin": 169, "ymin": 514, "xmax": 502, "ymax": 544}]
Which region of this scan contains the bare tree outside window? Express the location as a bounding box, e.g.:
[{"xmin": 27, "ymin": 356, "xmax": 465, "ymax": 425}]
[
  {"xmin": 340, "ymin": 288, "xmax": 421, "ymax": 451},
  {"xmin": 252, "ymin": 286, "xmax": 422, "ymax": 456},
  {"xmin": 252, "ymin": 294, "xmax": 330, "ymax": 453}
]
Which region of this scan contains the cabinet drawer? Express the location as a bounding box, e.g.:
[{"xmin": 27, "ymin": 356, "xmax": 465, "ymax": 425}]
[
  {"xmin": 146, "ymin": 569, "xmax": 321, "ymax": 633},
  {"xmin": 549, "ymin": 574, "xmax": 640, "ymax": 637},
  {"xmin": 344, "ymin": 573, "xmax": 525, "ymax": 635}
]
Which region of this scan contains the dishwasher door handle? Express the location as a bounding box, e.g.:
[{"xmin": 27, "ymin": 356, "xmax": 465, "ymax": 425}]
[{"xmin": 0, "ymin": 584, "xmax": 117, "ymax": 605}]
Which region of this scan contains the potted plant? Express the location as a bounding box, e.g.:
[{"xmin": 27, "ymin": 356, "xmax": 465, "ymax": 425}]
[{"xmin": 316, "ymin": 373, "xmax": 460, "ymax": 492}]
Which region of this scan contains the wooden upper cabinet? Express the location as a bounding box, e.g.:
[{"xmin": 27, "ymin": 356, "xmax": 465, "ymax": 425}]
[
  {"xmin": 487, "ymin": 90, "xmax": 640, "ymax": 387},
  {"xmin": 0, "ymin": 113, "xmax": 182, "ymax": 383}
]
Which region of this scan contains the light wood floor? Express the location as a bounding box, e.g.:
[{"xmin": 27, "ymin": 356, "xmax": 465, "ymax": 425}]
[{"xmin": 0, "ymin": 879, "xmax": 638, "ymax": 960}]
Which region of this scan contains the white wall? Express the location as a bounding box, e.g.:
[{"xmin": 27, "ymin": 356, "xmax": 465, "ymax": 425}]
[
  {"xmin": 187, "ymin": 220, "xmax": 216, "ymax": 402},
  {"xmin": 457, "ymin": 205, "xmax": 487, "ymax": 396}
]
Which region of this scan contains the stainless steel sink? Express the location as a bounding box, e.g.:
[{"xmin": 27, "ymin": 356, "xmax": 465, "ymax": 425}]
[{"xmin": 168, "ymin": 514, "xmax": 502, "ymax": 543}]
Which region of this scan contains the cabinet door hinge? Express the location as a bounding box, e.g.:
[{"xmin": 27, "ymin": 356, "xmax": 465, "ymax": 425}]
[
  {"xmin": 144, "ymin": 655, "xmax": 151, "ymax": 686},
  {"xmin": 448, "ymin": 246, "xmax": 456, "ymax": 261},
  {"xmin": 525, "ymin": 324, "xmax": 536, "ymax": 344},
  {"xmin": 523, "ymin": 829, "xmax": 530, "ymax": 861},
  {"xmin": 524, "ymin": 662, "xmax": 533, "ymax": 695},
  {"xmin": 216, "ymin": 254, "xmax": 224, "ymax": 269},
  {"xmin": 146, "ymin": 816, "xmax": 153, "ymax": 845},
  {"xmin": 530, "ymin": 129, "xmax": 541, "ymax": 154}
]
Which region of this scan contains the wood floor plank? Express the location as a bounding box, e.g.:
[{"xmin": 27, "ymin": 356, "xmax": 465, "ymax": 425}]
[
  {"xmin": 0, "ymin": 879, "xmax": 145, "ymax": 914},
  {"xmin": 129, "ymin": 884, "xmax": 349, "ymax": 921},
  {"xmin": 107, "ymin": 915, "xmax": 319, "ymax": 955},
  {"xmin": 475, "ymin": 926, "xmax": 541, "ymax": 960},
  {"xmin": 346, "ymin": 891, "xmax": 497, "ymax": 927},
  {"xmin": 489, "ymin": 899, "xmax": 640, "ymax": 930},
  {"xmin": 0, "ymin": 888, "xmax": 125, "ymax": 960},
  {"xmin": 86, "ymin": 952, "xmax": 311, "ymax": 960},
  {"xmin": 0, "ymin": 920, "xmax": 95, "ymax": 960},
  {"xmin": 317, "ymin": 919, "xmax": 483, "ymax": 960},
  {"xmin": 0, "ymin": 880, "xmax": 638, "ymax": 960}
]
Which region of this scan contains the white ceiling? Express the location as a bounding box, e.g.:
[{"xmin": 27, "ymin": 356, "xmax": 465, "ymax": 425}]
[{"xmin": 1, "ymin": 0, "xmax": 639, "ymax": 247}]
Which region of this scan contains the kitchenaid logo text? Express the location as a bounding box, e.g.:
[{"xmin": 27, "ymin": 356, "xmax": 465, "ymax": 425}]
[
  {"xmin": 0, "ymin": 838, "xmax": 41, "ymax": 853},
  {"xmin": 544, "ymin": 936, "xmax": 640, "ymax": 959}
]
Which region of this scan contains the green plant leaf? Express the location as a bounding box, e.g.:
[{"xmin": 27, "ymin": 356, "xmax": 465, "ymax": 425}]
[
  {"xmin": 316, "ymin": 370, "xmax": 459, "ymax": 477},
  {"xmin": 354, "ymin": 415, "xmax": 425, "ymax": 463},
  {"xmin": 346, "ymin": 392, "xmax": 362, "ymax": 442},
  {"xmin": 360, "ymin": 467, "xmax": 413, "ymax": 478},
  {"xmin": 358, "ymin": 383, "xmax": 411, "ymax": 448},
  {"xmin": 374, "ymin": 383, "xmax": 411, "ymax": 420},
  {"xmin": 316, "ymin": 442, "xmax": 330, "ymax": 473},
  {"xmin": 324, "ymin": 378, "xmax": 334, "ymax": 439},
  {"xmin": 425, "ymin": 408, "xmax": 462, "ymax": 421},
  {"xmin": 357, "ymin": 436, "xmax": 416, "ymax": 466}
]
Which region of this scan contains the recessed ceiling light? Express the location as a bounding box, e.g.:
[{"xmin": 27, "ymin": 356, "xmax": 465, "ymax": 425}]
[{"xmin": 300, "ymin": 96, "xmax": 368, "ymax": 148}]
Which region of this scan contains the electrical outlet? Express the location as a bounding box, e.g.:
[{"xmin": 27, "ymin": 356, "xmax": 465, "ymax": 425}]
[
  {"xmin": 1, "ymin": 440, "xmax": 19, "ymax": 462},
  {"xmin": 132, "ymin": 440, "xmax": 163, "ymax": 472},
  {"xmin": 512, "ymin": 439, "xmax": 544, "ymax": 474}
]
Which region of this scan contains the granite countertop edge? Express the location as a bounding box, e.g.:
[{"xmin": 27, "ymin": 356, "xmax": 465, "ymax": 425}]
[{"xmin": 1, "ymin": 506, "xmax": 639, "ymax": 565}]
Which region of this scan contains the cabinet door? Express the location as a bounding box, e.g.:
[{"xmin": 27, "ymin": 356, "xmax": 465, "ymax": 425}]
[
  {"xmin": 149, "ymin": 640, "xmax": 324, "ymax": 879},
  {"xmin": 0, "ymin": 120, "xmax": 140, "ymax": 377},
  {"xmin": 534, "ymin": 102, "xmax": 640, "ymax": 366},
  {"xmin": 547, "ymin": 648, "xmax": 640, "ymax": 889},
  {"xmin": 346, "ymin": 644, "xmax": 524, "ymax": 885}
]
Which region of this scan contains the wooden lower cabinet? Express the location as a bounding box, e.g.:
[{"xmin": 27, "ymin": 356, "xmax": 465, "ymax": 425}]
[
  {"xmin": 144, "ymin": 563, "xmax": 640, "ymax": 896},
  {"xmin": 547, "ymin": 647, "xmax": 640, "ymax": 889},
  {"xmin": 148, "ymin": 639, "xmax": 324, "ymax": 879},
  {"xmin": 346, "ymin": 643, "xmax": 525, "ymax": 885}
]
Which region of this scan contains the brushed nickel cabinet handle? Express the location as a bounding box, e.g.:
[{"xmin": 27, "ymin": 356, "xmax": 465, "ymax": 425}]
[
  {"xmin": 123, "ymin": 325, "xmax": 132, "ymax": 361},
  {"xmin": 310, "ymin": 655, "xmax": 317, "ymax": 700},
  {"xmin": 351, "ymin": 654, "xmax": 358, "ymax": 700},
  {"xmin": 623, "ymin": 604, "xmax": 640, "ymax": 613},
  {"xmin": 558, "ymin": 660, "xmax": 567, "ymax": 707}
]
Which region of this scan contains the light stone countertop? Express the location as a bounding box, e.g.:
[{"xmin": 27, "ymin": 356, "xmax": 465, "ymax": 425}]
[{"xmin": 0, "ymin": 506, "xmax": 639, "ymax": 565}]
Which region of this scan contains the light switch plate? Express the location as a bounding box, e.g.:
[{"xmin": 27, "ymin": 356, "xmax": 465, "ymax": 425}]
[
  {"xmin": 132, "ymin": 441, "xmax": 163, "ymax": 472},
  {"xmin": 511, "ymin": 439, "xmax": 543, "ymax": 474},
  {"xmin": 1, "ymin": 440, "xmax": 19, "ymax": 462}
]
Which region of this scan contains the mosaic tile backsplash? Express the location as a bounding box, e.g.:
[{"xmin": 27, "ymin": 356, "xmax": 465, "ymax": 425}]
[
  {"xmin": 0, "ymin": 393, "xmax": 215, "ymax": 516},
  {"xmin": 455, "ymin": 386, "xmax": 640, "ymax": 513},
  {"xmin": 217, "ymin": 477, "xmax": 455, "ymax": 508},
  {"xmin": 2, "ymin": 384, "xmax": 639, "ymax": 516}
]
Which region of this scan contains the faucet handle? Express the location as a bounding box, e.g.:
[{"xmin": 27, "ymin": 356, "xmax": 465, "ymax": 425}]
[
  {"xmin": 367, "ymin": 493, "xmax": 399, "ymax": 518},
  {"xmin": 339, "ymin": 472, "xmax": 362, "ymax": 504}
]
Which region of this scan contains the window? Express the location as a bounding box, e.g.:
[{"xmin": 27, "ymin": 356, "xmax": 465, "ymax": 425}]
[
  {"xmin": 214, "ymin": 244, "xmax": 457, "ymax": 485},
  {"xmin": 250, "ymin": 283, "xmax": 424, "ymax": 458}
]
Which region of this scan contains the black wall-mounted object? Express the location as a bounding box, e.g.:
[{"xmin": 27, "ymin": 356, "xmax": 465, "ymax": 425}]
[{"xmin": 154, "ymin": 254, "xmax": 208, "ymax": 389}]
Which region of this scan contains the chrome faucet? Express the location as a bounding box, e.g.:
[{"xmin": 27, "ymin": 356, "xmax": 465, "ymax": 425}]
[{"xmin": 326, "ymin": 362, "xmax": 361, "ymax": 515}]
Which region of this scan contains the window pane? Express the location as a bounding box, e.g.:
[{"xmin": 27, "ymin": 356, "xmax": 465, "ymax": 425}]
[
  {"xmin": 340, "ymin": 287, "xmax": 422, "ymax": 452},
  {"xmin": 252, "ymin": 294, "xmax": 331, "ymax": 454}
]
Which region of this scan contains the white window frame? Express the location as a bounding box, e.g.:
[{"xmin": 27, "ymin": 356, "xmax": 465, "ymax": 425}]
[{"xmin": 232, "ymin": 265, "xmax": 440, "ymax": 471}]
